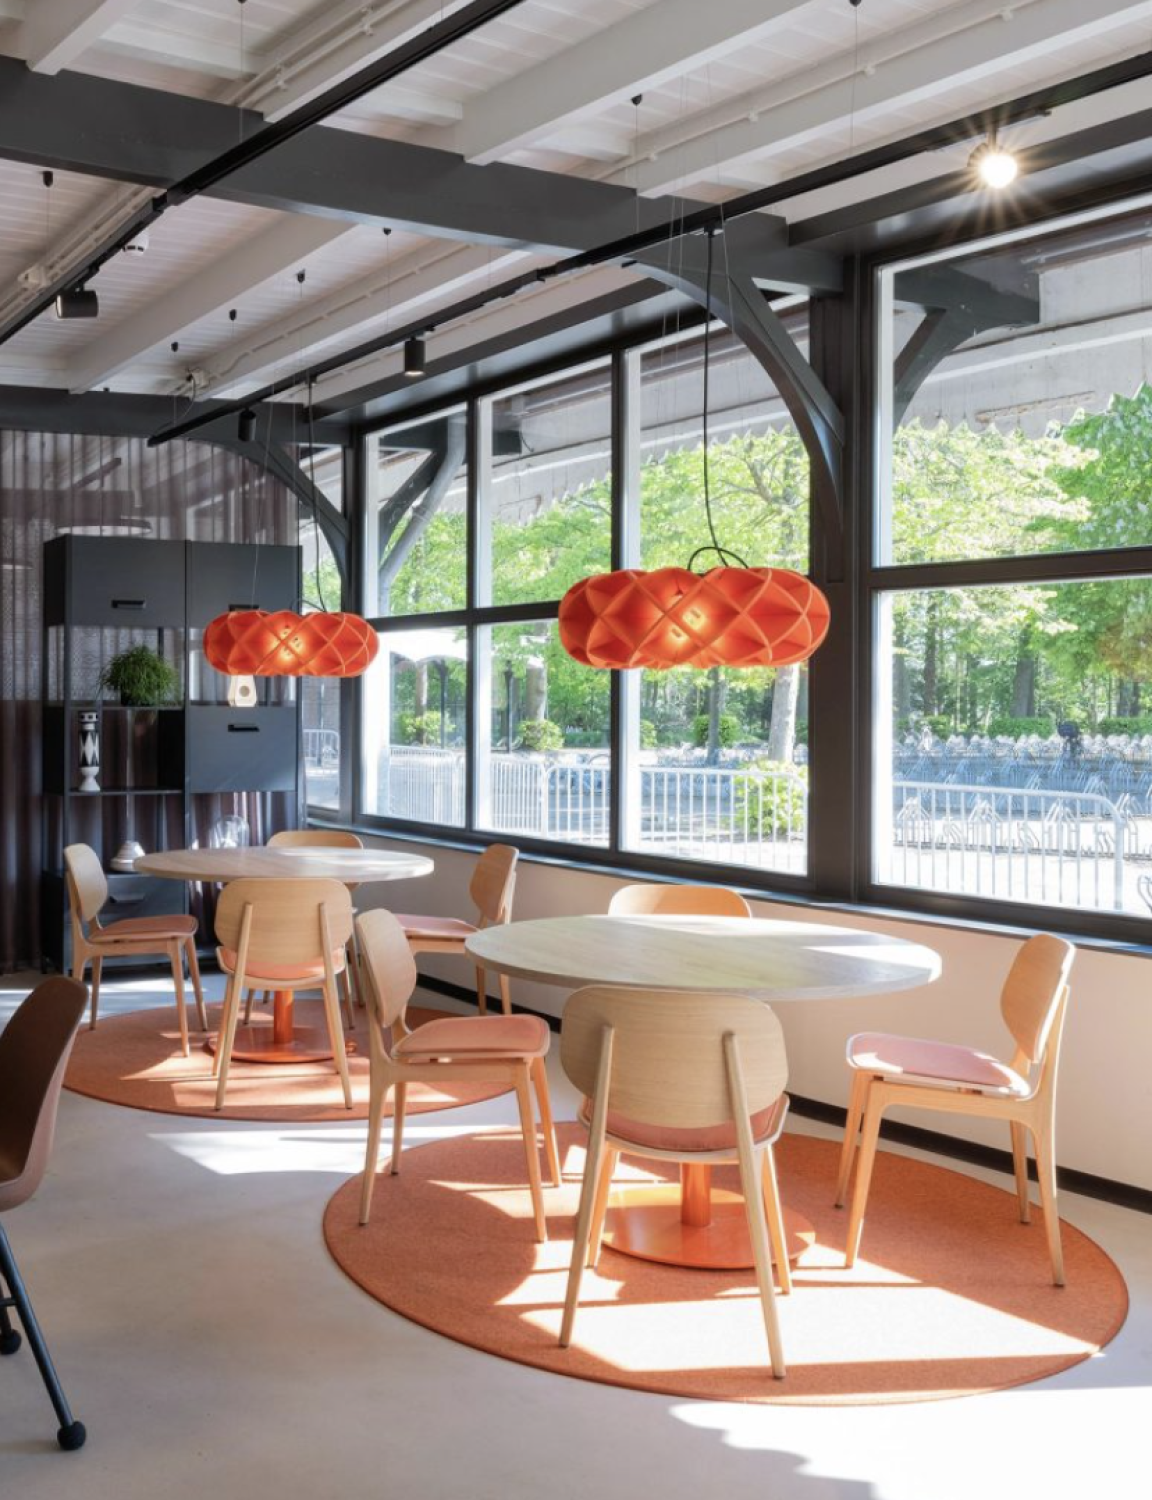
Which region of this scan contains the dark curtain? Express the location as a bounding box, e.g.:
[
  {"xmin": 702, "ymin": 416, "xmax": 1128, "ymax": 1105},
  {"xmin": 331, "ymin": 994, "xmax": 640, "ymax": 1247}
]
[{"xmin": 0, "ymin": 430, "xmax": 297, "ymax": 972}]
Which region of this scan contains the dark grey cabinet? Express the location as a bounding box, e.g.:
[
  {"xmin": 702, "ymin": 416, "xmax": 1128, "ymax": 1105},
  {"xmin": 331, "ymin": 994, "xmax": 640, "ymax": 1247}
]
[
  {"xmin": 43, "ymin": 536, "xmax": 186, "ymax": 630},
  {"xmin": 187, "ymin": 542, "xmax": 300, "ymax": 625},
  {"xmin": 187, "ymin": 707, "xmax": 299, "ymax": 794}
]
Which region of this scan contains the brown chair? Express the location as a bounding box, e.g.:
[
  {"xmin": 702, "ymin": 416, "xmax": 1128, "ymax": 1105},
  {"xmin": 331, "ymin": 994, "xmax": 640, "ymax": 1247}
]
[
  {"xmin": 64, "ymin": 842, "xmax": 206, "ymax": 1057},
  {"xmin": 393, "ymin": 843, "xmax": 519, "ymax": 1015},
  {"xmin": 0, "ymin": 977, "xmax": 89, "ymax": 1450},
  {"xmin": 559, "ymin": 985, "xmax": 791, "ymax": 1376},
  {"xmin": 262, "ymin": 828, "xmax": 364, "ymax": 1026},
  {"xmin": 212, "ymin": 878, "xmax": 355, "ymax": 1112},
  {"xmin": 356, "ymin": 908, "xmax": 560, "ymax": 1241},
  {"xmin": 608, "ymin": 883, "xmax": 752, "ymax": 918},
  {"xmin": 837, "ymin": 933, "xmax": 1075, "ymax": 1285}
]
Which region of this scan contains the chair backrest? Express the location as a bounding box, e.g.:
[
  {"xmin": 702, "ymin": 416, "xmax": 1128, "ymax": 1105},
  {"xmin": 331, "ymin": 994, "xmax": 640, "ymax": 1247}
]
[
  {"xmin": 267, "ymin": 829, "xmax": 363, "ymax": 850},
  {"xmin": 355, "ymin": 908, "xmax": 419, "ymax": 1034},
  {"xmin": 64, "ymin": 842, "xmax": 108, "ymax": 929},
  {"xmin": 1000, "ymin": 933, "xmax": 1076, "ymax": 1066},
  {"xmin": 0, "ymin": 978, "xmax": 87, "ymax": 1212},
  {"xmin": 213, "ymin": 878, "xmax": 353, "ymax": 967},
  {"xmin": 608, "ymin": 883, "xmax": 752, "ymax": 919},
  {"xmin": 561, "ymin": 986, "xmax": 787, "ymax": 1133},
  {"xmin": 470, "ymin": 844, "xmax": 518, "ymax": 926}
]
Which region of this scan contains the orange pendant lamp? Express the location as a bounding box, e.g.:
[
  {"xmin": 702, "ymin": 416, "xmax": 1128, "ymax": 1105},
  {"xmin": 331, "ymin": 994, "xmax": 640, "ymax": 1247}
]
[
  {"xmin": 204, "ymin": 608, "xmax": 378, "ymax": 678},
  {"xmin": 559, "ymin": 564, "xmax": 829, "ymax": 670},
  {"xmin": 558, "ymin": 232, "xmax": 830, "ymax": 673}
]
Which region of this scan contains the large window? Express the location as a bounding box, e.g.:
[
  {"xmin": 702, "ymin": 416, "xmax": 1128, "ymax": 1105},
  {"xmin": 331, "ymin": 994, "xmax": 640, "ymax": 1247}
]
[
  {"xmin": 874, "ymin": 202, "xmax": 1152, "ymax": 923},
  {"xmin": 360, "ymin": 325, "xmax": 812, "ymax": 873}
]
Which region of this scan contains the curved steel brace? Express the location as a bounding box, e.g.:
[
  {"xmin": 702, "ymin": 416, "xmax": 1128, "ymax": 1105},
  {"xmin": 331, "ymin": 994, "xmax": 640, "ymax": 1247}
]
[{"xmin": 635, "ymin": 224, "xmax": 845, "ymax": 577}]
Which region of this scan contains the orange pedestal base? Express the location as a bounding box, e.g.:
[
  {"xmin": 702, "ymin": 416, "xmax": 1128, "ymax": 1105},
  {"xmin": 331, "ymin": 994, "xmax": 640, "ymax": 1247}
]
[
  {"xmin": 204, "ymin": 989, "xmax": 355, "ymax": 1065},
  {"xmin": 604, "ymin": 1163, "xmax": 814, "ymax": 1271}
]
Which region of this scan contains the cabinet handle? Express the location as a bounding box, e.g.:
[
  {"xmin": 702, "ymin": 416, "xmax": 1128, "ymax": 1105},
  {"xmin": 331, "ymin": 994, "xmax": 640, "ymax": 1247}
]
[
  {"xmin": 112, "ymin": 598, "xmax": 145, "ymax": 610},
  {"xmin": 227, "ymin": 724, "xmax": 260, "ymax": 733}
]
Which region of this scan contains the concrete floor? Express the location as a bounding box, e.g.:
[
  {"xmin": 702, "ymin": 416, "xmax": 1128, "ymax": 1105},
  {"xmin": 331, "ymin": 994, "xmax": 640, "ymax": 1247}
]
[{"xmin": 0, "ymin": 970, "xmax": 1148, "ymax": 1500}]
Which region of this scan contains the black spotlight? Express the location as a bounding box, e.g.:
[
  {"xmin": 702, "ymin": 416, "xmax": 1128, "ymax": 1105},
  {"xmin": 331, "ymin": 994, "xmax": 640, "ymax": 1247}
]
[
  {"xmin": 55, "ymin": 288, "xmax": 99, "ymax": 320},
  {"xmin": 403, "ymin": 336, "xmax": 426, "ymax": 378},
  {"xmin": 237, "ymin": 408, "xmax": 257, "ymax": 442}
]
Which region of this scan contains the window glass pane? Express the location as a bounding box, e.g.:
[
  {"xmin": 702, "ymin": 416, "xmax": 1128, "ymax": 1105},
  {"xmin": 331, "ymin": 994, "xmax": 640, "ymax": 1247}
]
[
  {"xmin": 362, "ymin": 626, "xmax": 468, "ymax": 826},
  {"xmin": 300, "ymin": 515, "xmax": 342, "ymax": 811},
  {"xmin": 476, "ymin": 620, "xmax": 610, "ymax": 845},
  {"xmin": 292, "ymin": 444, "xmax": 344, "ymax": 512},
  {"xmin": 367, "ymin": 411, "xmax": 467, "ymax": 616},
  {"xmin": 484, "ymin": 363, "xmax": 612, "ymax": 607},
  {"xmin": 880, "ymin": 206, "xmax": 1152, "ymax": 565},
  {"xmin": 875, "ymin": 579, "xmax": 1152, "ymax": 917},
  {"xmin": 622, "ymin": 320, "xmax": 811, "ymax": 874}
]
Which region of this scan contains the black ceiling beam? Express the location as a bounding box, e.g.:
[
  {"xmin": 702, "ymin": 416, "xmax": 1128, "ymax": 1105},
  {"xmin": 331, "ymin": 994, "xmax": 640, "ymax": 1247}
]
[
  {"xmin": 0, "ymin": 386, "xmax": 347, "ymax": 445},
  {"xmin": 0, "ymin": 0, "xmax": 532, "ymax": 346}
]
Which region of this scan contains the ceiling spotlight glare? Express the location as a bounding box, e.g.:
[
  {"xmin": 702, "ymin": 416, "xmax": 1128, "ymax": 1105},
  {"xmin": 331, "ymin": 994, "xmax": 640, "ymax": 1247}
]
[
  {"xmin": 970, "ymin": 135, "xmax": 1019, "ymax": 190},
  {"xmin": 54, "ymin": 287, "xmax": 99, "ymax": 319},
  {"xmin": 237, "ymin": 408, "xmax": 257, "ymax": 442},
  {"xmin": 403, "ymin": 336, "xmax": 426, "ymax": 378}
]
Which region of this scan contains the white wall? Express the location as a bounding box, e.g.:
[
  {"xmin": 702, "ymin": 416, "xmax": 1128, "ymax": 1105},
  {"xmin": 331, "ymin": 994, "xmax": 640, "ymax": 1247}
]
[{"xmin": 362, "ymin": 835, "xmax": 1152, "ymax": 1192}]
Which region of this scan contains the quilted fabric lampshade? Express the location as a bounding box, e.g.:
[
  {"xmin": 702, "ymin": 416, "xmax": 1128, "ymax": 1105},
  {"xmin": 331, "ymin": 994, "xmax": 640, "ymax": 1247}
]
[
  {"xmin": 559, "ymin": 566, "xmax": 830, "ymax": 670},
  {"xmin": 204, "ymin": 609, "xmax": 379, "ymax": 678}
]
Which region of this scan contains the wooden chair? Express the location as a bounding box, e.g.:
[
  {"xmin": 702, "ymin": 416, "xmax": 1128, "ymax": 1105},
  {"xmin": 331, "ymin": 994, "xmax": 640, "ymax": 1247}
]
[
  {"xmin": 837, "ymin": 933, "xmax": 1076, "ymax": 1285},
  {"xmin": 608, "ymin": 883, "xmax": 752, "ymax": 918},
  {"xmin": 393, "ymin": 843, "xmax": 519, "ymax": 1016},
  {"xmin": 64, "ymin": 842, "xmax": 206, "ymax": 1057},
  {"xmin": 559, "ymin": 985, "xmax": 791, "ymax": 1377},
  {"xmin": 263, "ymin": 828, "xmax": 364, "ymax": 1026},
  {"xmin": 212, "ymin": 878, "xmax": 355, "ymax": 1112},
  {"xmin": 0, "ymin": 977, "xmax": 89, "ymax": 1449},
  {"xmin": 356, "ymin": 907, "xmax": 560, "ymax": 1240}
]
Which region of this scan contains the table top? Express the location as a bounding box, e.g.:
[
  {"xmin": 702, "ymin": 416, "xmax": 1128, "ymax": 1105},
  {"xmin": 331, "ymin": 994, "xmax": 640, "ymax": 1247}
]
[
  {"xmin": 135, "ymin": 847, "xmax": 434, "ymax": 883},
  {"xmin": 465, "ymin": 914, "xmax": 941, "ymax": 1000}
]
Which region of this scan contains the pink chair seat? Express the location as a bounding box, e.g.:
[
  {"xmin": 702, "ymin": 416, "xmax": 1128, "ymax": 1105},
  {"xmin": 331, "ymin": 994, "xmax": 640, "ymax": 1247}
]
[
  {"xmin": 394, "ymin": 913, "xmax": 478, "ymax": 943},
  {"xmin": 94, "ymin": 914, "xmax": 198, "ymax": 943},
  {"xmin": 394, "ymin": 1014, "xmax": 551, "ymax": 1060},
  {"xmin": 217, "ymin": 946, "xmax": 346, "ymax": 983},
  {"xmin": 847, "ymin": 1031, "xmax": 1031, "ymax": 1096},
  {"xmin": 580, "ymin": 1092, "xmax": 788, "ymax": 1154}
]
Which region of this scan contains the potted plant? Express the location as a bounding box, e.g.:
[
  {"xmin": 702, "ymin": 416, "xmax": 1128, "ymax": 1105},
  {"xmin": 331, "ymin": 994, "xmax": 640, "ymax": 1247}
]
[{"xmin": 99, "ymin": 645, "xmax": 180, "ymax": 707}]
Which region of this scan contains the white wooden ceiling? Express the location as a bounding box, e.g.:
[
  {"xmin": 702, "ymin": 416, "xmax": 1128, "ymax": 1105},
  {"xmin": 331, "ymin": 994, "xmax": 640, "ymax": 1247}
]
[{"xmin": 0, "ymin": 0, "xmax": 1149, "ymax": 401}]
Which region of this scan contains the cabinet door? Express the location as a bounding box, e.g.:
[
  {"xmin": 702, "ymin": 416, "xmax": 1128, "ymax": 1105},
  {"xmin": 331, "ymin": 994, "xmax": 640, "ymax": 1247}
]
[
  {"xmin": 58, "ymin": 538, "xmax": 186, "ymax": 629},
  {"xmin": 186, "ymin": 542, "xmax": 299, "ymax": 628},
  {"xmin": 187, "ymin": 706, "xmax": 298, "ymax": 793}
]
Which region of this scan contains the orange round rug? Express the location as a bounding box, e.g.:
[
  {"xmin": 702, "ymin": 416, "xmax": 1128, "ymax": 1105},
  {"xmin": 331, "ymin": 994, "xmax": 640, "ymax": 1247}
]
[
  {"xmin": 65, "ymin": 1002, "xmax": 512, "ymax": 1123},
  {"xmin": 324, "ymin": 1123, "xmax": 1128, "ymax": 1405}
]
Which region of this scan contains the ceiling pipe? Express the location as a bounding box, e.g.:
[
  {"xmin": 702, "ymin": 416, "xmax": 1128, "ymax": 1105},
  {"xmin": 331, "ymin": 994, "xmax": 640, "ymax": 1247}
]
[{"xmin": 147, "ymin": 45, "xmax": 1152, "ymax": 447}]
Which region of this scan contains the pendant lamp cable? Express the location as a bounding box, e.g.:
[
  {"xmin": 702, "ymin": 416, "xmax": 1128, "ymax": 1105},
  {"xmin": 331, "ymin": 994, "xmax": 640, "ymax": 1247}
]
[
  {"xmin": 306, "ymin": 375, "xmax": 329, "ymax": 613},
  {"xmin": 688, "ymin": 227, "xmax": 747, "ymax": 572}
]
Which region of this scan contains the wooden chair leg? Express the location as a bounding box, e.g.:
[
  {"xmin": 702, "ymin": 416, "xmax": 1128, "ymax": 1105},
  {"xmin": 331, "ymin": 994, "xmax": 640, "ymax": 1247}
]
[
  {"xmin": 531, "ymin": 1056, "xmax": 562, "ymax": 1187},
  {"xmin": 338, "ymin": 964, "xmax": 355, "ymax": 1031},
  {"xmin": 513, "ymin": 1066, "xmax": 547, "ymax": 1243},
  {"xmin": 211, "ymin": 977, "xmax": 234, "ymax": 1077},
  {"xmin": 761, "ymin": 1145, "xmax": 792, "ymax": 1295},
  {"xmin": 498, "ymin": 973, "xmax": 512, "ymax": 1016},
  {"xmin": 1033, "ymin": 1115, "xmax": 1065, "ymax": 1287},
  {"xmin": 587, "ymin": 1145, "xmax": 618, "ymax": 1269},
  {"xmin": 844, "ymin": 1092, "xmax": 886, "ymax": 1269},
  {"xmin": 390, "ymin": 1081, "xmax": 408, "ymax": 1174},
  {"xmin": 836, "ymin": 1069, "xmax": 870, "ymax": 1207},
  {"xmin": 320, "ymin": 978, "xmax": 353, "ymax": 1110},
  {"xmin": 88, "ymin": 956, "xmax": 102, "ymax": 1033},
  {"xmin": 168, "ymin": 941, "xmax": 190, "ymax": 1058},
  {"xmin": 474, "ymin": 965, "xmax": 488, "ymax": 1015},
  {"xmin": 214, "ymin": 977, "xmax": 245, "ymax": 1108},
  {"xmin": 1009, "ymin": 1119, "xmax": 1032, "ymax": 1224},
  {"xmin": 73, "ymin": 953, "xmax": 95, "ymax": 1029},
  {"xmin": 736, "ymin": 1138, "xmax": 786, "ymax": 1378},
  {"xmin": 359, "ymin": 1070, "xmax": 390, "ymax": 1224},
  {"xmin": 560, "ymin": 1129, "xmax": 605, "ymax": 1348},
  {"xmin": 185, "ymin": 938, "xmax": 208, "ymax": 1031},
  {"xmin": 347, "ymin": 933, "xmax": 366, "ymax": 1008},
  {"xmin": 242, "ymin": 987, "xmax": 255, "ymax": 1025}
]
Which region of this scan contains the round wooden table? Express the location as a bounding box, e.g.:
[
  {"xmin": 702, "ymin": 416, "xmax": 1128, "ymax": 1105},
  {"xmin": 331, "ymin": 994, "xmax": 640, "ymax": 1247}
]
[
  {"xmin": 466, "ymin": 913, "xmax": 941, "ymax": 1271},
  {"xmin": 136, "ymin": 846, "xmax": 433, "ymax": 1062}
]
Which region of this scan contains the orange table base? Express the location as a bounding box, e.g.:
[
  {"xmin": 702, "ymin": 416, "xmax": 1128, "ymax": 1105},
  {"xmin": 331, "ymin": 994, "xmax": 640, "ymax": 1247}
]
[
  {"xmin": 204, "ymin": 989, "xmax": 356, "ymax": 1065},
  {"xmin": 604, "ymin": 1163, "xmax": 815, "ymax": 1271}
]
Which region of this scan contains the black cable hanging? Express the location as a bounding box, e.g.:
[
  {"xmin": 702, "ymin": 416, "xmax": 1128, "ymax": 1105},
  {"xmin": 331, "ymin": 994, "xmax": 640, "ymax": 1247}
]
[{"xmin": 687, "ymin": 228, "xmax": 747, "ymax": 573}]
